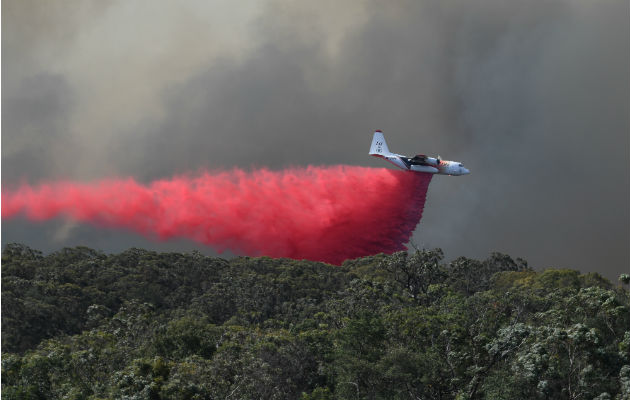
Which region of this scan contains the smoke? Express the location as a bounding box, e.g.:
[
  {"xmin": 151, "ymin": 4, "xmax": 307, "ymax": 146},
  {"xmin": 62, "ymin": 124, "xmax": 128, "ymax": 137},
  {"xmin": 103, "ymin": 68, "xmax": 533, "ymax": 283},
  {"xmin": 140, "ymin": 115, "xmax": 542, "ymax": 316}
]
[
  {"xmin": 3, "ymin": 0, "xmax": 628, "ymax": 279},
  {"xmin": 2, "ymin": 166, "xmax": 432, "ymax": 264}
]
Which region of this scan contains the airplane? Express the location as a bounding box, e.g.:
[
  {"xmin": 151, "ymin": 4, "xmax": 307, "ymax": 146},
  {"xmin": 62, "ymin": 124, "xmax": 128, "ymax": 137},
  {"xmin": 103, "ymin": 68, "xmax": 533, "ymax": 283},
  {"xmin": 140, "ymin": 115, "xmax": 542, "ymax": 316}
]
[{"xmin": 369, "ymin": 130, "xmax": 470, "ymax": 176}]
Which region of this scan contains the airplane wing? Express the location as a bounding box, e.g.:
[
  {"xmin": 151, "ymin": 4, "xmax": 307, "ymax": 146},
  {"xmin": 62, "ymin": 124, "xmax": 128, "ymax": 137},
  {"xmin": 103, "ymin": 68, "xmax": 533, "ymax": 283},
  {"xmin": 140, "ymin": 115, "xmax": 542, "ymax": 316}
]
[{"xmin": 409, "ymin": 155, "xmax": 439, "ymax": 167}]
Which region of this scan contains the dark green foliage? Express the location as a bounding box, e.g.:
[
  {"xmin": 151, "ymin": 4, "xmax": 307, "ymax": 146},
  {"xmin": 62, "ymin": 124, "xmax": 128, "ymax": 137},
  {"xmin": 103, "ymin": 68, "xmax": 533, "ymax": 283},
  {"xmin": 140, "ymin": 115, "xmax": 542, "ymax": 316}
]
[{"xmin": 2, "ymin": 244, "xmax": 629, "ymax": 399}]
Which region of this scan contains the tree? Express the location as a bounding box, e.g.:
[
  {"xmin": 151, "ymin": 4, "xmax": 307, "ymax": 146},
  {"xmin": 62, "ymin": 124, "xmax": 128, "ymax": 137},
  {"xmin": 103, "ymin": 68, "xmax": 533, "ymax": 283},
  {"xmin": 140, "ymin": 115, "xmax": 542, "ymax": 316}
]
[{"xmin": 382, "ymin": 249, "xmax": 445, "ymax": 302}]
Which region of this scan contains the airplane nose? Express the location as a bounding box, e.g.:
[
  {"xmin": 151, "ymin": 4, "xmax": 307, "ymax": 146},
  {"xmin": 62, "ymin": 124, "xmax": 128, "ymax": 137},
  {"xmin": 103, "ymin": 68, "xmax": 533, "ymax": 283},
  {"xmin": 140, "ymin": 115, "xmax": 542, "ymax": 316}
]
[{"xmin": 463, "ymin": 168, "xmax": 470, "ymax": 175}]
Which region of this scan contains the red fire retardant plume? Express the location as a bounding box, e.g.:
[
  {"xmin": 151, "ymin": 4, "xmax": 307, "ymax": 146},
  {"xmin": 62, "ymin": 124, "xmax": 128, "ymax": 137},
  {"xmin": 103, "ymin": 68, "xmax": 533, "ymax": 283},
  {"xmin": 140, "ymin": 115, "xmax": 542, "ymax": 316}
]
[{"xmin": 2, "ymin": 166, "xmax": 432, "ymax": 264}]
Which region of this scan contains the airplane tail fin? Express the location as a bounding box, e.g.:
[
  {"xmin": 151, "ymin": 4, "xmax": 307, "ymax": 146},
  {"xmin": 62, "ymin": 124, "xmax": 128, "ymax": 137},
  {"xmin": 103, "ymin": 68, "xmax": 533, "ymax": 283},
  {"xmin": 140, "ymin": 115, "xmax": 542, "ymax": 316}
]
[{"xmin": 369, "ymin": 130, "xmax": 391, "ymax": 156}]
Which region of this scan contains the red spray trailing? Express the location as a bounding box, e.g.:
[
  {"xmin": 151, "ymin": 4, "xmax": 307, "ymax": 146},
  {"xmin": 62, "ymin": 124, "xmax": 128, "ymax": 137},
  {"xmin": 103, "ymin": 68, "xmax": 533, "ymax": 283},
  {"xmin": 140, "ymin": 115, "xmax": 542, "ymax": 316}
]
[{"xmin": 2, "ymin": 166, "xmax": 432, "ymax": 264}]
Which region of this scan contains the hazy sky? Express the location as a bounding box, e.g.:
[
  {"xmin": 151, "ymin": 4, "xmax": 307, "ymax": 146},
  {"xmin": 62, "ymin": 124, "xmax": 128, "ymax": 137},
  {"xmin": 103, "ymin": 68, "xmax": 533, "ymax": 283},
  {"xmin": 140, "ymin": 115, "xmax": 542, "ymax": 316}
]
[{"xmin": 2, "ymin": 0, "xmax": 629, "ymax": 280}]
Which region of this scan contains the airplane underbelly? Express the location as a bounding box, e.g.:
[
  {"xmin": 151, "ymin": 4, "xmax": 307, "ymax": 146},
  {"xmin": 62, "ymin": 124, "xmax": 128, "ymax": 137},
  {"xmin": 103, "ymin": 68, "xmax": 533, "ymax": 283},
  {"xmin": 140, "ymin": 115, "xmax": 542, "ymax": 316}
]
[
  {"xmin": 410, "ymin": 165, "xmax": 438, "ymax": 174},
  {"xmin": 385, "ymin": 157, "xmax": 408, "ymax": 170}
]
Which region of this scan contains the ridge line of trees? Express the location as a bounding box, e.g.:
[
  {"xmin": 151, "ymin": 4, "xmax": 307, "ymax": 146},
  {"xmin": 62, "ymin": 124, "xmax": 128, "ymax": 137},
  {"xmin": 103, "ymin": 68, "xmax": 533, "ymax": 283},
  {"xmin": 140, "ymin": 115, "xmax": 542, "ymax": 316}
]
[{"xmin": 2, "ymin": 243, "xmax": 629, "ymax": 399}]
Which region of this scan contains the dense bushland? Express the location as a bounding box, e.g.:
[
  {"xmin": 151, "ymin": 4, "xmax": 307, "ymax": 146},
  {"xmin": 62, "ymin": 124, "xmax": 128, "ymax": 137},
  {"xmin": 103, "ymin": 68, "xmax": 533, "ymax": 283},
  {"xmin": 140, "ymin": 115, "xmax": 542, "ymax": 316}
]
[{"xmin": 2, "ymin": 243, "xmax": 629, "ymax": 399}]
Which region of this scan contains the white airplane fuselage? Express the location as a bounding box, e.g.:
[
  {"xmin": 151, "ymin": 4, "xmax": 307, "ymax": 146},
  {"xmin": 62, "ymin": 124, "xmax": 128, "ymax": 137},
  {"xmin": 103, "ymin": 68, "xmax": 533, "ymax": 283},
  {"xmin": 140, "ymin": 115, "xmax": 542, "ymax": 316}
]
[{"xmin": 369, "ymin": 131, "xmax": 470, "ymax": 176}]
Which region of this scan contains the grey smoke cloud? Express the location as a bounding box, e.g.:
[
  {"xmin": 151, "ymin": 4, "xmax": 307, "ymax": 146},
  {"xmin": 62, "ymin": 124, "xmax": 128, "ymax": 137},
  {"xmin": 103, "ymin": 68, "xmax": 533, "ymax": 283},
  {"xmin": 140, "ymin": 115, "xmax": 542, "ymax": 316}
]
[{"xmin": 3, "ymin": 0, "xmax": 628, "ymax": 280}]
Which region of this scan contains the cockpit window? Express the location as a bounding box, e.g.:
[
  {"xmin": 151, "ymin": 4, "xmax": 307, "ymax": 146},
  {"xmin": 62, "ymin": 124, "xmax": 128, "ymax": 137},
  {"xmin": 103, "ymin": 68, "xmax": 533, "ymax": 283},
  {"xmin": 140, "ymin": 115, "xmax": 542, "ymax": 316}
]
[{"xmin": 458, "ymin": 163, "xmax": 463, "ymax": 167}]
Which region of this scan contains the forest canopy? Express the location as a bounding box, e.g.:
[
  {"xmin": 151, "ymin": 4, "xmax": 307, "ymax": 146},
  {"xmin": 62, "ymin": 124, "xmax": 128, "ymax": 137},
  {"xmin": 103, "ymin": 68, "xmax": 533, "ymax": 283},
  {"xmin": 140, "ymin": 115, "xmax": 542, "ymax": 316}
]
[{"xmin": 2, "ymin": 243, "xmax": 629, "ymax": 399}]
